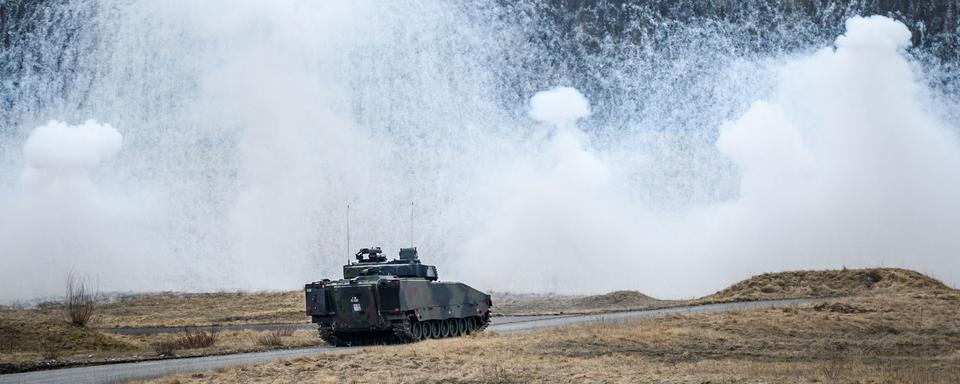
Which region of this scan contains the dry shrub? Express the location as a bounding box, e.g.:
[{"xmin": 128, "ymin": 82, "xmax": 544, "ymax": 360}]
[
  {"xmin": 40, "ymin": 343, "xmax": 61, "ymax": 360},
  {"xmin": 153, "ymin": 329, "xmax": 218, "ymax": 356},
  {"xmin": 65, "ymin": 273, "xmax": 98, "ymax": 327},
  {"xmin": 813, "ymin": 302, "xmax": 871, "ymax": 314},
  {"xmin": 177, "ymin": 328, "xmax": 218, "ymax": 349},
  {"xmin": 256, "ymin": 328, "xmax": 288, "ymax": 347},
  {"xmin": 153, "ymin": 340, "xmax": 178, "ymax": 356}
]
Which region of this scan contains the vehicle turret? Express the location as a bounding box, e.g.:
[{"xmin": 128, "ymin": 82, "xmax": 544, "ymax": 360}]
[{"xmin": 343, "ymin": 247, "xmax": 438, "ymax": 281}]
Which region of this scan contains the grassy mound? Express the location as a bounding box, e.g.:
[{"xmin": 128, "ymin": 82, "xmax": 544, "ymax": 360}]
[
  {"xmin": 703, "ymin": 268, "xmax": 951, "ymax": 302},
  {"xmin": 570, "ymin": 290, "xmax": 661, "ymax": 310},
  {"xmin": 0, "ymin": 316, "xmax": 130, "ymax": 355},
  {"xmin": 493, "ymin": 290, "xmax": 665, "ymax": 315}
]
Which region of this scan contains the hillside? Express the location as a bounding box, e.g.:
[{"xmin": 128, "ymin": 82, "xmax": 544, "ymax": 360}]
[
  {"xmin": 492, "ymin": 290, "xmax": 667, "ymax": 315},
  {"xmin": 702, "ymin": 268, "xmax": 951, "ymax": 303}
]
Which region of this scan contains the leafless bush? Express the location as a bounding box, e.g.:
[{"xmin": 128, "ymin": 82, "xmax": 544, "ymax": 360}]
[
  {"xmin": 256, "ymin": 328, "xmax": 287, "ymax": 347},
  {"xmin": 177, "ymin": 328, "xmax": 218, "ymax": 349},
  {"xmin": 65, "ymin": 273, "xmax": 98, "ymax": 327},
  {"xmin": 40, "ymin": 343, "xmax": 61, "ymax": 360},
  {"xmin": 153, "ymin": 340, "xmax": 178, "ymax": 356},
  {"xmin": 152, "ymin": 329, "xmax": 218, "ymax": 356}
]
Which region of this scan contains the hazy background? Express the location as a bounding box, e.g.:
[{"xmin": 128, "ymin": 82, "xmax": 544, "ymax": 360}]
[{"xmin": 0, "ymin": 1, "xmax": 958, "ymax": 301}]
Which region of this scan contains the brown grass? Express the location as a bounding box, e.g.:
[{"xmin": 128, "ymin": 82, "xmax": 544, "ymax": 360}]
[
  {"xmin": 492, "ymin": 290, "xmax": 668, "ymax": 315},
  {"xmin": 3, "ymin": 267, "xmax": 955, "ymax": 377},
  {"xmin": 9, "ymin": 268, "xmax": 934, "ymax": 331},
  {"xmin": 152, "ymin": 329, "xmax": 220, "ymax": 356},
  {"xmin": 0, "ymin": 321, "xmax": 321, "ymax": 373},
  {"xmin": 93, "ymin": 291, "xmax": 306, "ymax": 328},
  {"xmin": 256, "ymin": 328, "xmax": 294, "ymax": 347},
  {"xmin": 144, "ymin": 289, "xmax": 960, "ymax": 384},
  {"xmin": 700, "ymin": 267, "xmax": 948, "ymax": 303}
]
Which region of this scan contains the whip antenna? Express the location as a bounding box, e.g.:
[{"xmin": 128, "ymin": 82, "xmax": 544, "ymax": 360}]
[
  {"xmin": 346, "ymin": 204, "xmax": 351, "ymax": 265},
  {"xmin": 410, "ymin": 201, "xmax": 414, "ymax": 247}
]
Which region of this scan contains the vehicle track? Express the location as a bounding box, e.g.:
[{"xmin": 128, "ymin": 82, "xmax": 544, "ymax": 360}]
[
  {"xmin": 0, "ymin": 298, "xmax": 819, "ymax": 384},
  {"xmin": 102, "ymin": 314, "xmax": 571, "ymax": 335}
]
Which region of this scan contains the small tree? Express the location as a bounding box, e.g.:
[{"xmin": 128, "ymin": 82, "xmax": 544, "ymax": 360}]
[{"xmin": 65, "ymin": 272, "xmax": 98, "ymax": 326}]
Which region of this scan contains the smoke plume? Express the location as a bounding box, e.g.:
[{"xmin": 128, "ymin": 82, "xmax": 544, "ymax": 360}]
[
  {"xmin": 0, "ymin": 4, "xmax": 957, "ymax": 301},
  {"xmin": 458, "ymin": 16, "xmax": 960, "ymax": 296}
]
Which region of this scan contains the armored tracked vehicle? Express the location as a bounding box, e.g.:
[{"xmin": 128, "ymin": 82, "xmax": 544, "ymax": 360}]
[{"xmin": 305, "ymin": 247, "xmax": 492, "ymax": 346}]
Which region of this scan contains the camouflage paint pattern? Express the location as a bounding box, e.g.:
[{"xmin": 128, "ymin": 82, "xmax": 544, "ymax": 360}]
[{"xmin": 305, "ymin": 248, "xmax": 492, "ymax": 339}]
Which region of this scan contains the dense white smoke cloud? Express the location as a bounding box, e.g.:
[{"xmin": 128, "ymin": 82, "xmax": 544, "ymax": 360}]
[
  {"xmin": 21, "ymin": 119, "xmax": 122, "ymax": 187},
  {"xmin": 193, "ymin": 1, "xmax": 356, "ymax": 289},
  {"xmin": 705, "ymin": 16, "xmax": 960, "ymax": 285},
  {"xmin": 528, "ymin": 86, "xmax": 592, "ymax": 125},
  {"xmin": 461, "ymin": 87, "xmax": 631, "ymax": 292},
  {"xmin": 0, "ymin": 120, "xmax": 151, "ymax": 299},
  {"xmin": 1, "ymin": 9, "xmax": 957, "ymax": 301},
  {"xmin": 457, "ymin": 16, "xmax": 960, "ymax": 296}
]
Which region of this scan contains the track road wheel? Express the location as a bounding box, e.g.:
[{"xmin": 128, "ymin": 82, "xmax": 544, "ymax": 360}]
[
  {"xmin": 456, "ymin": 318, "xmax": 465, "ymax": 336},
  {"xmin": 411, "ymin": 319, "xmax": 423, "ymax": 340},
  {"xmin": 430, "ymin": 321, "xmax": 442, "ymax": 339},
  {"xmin": 439, "ymin": 319, "xmax": 449, "ymax": 338},
  {"xmin": 449, "ymin": 318, "xmax": 459, "ymax": 337}
]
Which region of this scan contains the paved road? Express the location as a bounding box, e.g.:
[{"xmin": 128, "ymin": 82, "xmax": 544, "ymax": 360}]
[{"xmin": 0, "ymin": 298, "xmax": 818, "ymax": 384}]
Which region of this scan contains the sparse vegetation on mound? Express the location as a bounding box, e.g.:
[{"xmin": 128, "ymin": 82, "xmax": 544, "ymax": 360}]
[
  {"xmin": 144, "ymin": 290, "xmax": 960, "ymax": 384},
  {"xmin": 0, "ymin": 309, "xmax": 321, "ymax": 374},
  {"xmin": 702, "ymin": 268, "xmax": 951, "ymax": 303},
  {"xmin": 492, "ymin": 290, "xmax": 667, "ymax": 315},
  {"xmin": 0, "ymin": 316, "xmax": 132, "ymax": 373},
  {"xmin": 0, "ymin": 317, "xmax": 130, "ymax": 356}
]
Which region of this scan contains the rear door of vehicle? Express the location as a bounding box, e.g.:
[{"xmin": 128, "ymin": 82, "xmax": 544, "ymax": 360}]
[{"xmin": 332, "ymin": 284, "xmax": 380, "ymax": 330}]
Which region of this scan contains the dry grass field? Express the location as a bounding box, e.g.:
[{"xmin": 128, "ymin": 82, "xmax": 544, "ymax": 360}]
[
  {"xmin": 4, "ymin": 268, "xmax": 928, "ymax": 331},
  {"xmin": 91, "ymin": 290, "xmax": 307, "ymax": 328},
  {"xmin": 146, "ymin": 287, "xmax": 960, "ymax": 384},
  {"xmin": 1, "ymin": 290, "xmax": 315, "ymax": 372},
  {"xmin": 0, "ymin": 320, "xmax": 321, "ymax": 374},
  {"xmin": 2, "ymin": 267, "xmax": 955, "ymax": 379}
]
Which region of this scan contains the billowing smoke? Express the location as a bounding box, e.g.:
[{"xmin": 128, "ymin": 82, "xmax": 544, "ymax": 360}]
[
  {"xmin": 528, "ymin": 87, "xmax": 592, "ymax": 126},
  {"xmin": 0, "ymin": 120, "xmax": 149, "ymax": 299},
  {"xmin": 707, "ymin": 16, "xmax": 960, "ymax": 287},
  {"xmin": 459, "ymin": 16, "xmax": 960, "ymax": 296},
  {"xmin": 21, "ymin": 120, "xmax": 122, "ymax": 189},
  {"xmin": 0, "ymin": 3, "xmax": 958, "ymax": 301},
  {"xmin": 460, "ymin": 87, "xmax": 631, "ymax": 292}
]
